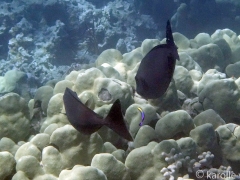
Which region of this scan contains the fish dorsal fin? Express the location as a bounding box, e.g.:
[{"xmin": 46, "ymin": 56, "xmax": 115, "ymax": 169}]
[
  {"xmin": 104, "ymin": 99, "xmax": 133, "ymax": 141},
  {"xmin": 166, "ymin": 20, "xmax": 174, "ymax": 46}
]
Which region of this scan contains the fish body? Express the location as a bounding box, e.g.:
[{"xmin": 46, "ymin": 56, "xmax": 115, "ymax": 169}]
[
  {"xmin": 135, "ymin": 20, "xmax": 179, "ymax": 99},
  {"xmin": 63, "ymin": 87, "xmax": 133, "ymax": 141}
]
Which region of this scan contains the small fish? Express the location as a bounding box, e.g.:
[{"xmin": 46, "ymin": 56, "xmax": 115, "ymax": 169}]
[
  {"xmin": 137, "ymin": 107, "xmax": 145, "ymax": 126},
  {"xmin": 135, "ymin": 20, "xmax": 179, "ymax": 99},
  {"xmin": 63, "ymin": 87, "xmax": 133, "ymax": 141}
]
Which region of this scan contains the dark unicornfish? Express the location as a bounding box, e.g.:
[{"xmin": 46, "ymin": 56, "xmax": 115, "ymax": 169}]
[
  {"xmin": 135, "ymin": 20, "xmax": 179, "ymax": 99},
  {"xmin": 63, "ymin": 87, "xmax": 133, "ymax": 141}
]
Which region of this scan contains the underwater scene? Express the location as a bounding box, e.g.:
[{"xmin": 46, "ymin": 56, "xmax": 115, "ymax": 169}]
[{"xmin": 1, "ymin": 0, "xmax": 240, "ymax": 179}]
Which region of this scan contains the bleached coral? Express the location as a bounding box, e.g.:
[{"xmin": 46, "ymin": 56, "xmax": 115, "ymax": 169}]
[
  {"xmin": 155, "ymin": 110, "xmax": 194, "ymax": 141},
  {"xmin": 59, "ymin": 165, "xmax": 107, "ymax": 180},
  {"xmin": 0, "ymin": 92, "xmax": 30, "ymax": 142},
  {"xmin": 91, "ymin": 153, "xmax": 131, "ymax": 180},
  {"xmin": 0, "ymin": 69, "xmax": 26, "ymax": 93},
  {"xmin": 13, "ymin": 125, "xmax": 105, "ymax": 179},
  {"xmin": 0, "ymin": 151, "xmax": 16, "ymax": 179},
  {"xmin": 198, "ymin": 69, "xmax": 240, "ymax": 123},
  {"xmin": 3, "ymin": 26, "xmax": 240, "ymax": 179}
]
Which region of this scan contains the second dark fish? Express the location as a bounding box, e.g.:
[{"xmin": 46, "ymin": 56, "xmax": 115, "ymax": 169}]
[
  {"xmin": 63, "ymin": 87, "xmax": 133, "ymax": 141},
  {"xmin": 135, "ymin": 20, "xmax": 179, "ymax": 99}
]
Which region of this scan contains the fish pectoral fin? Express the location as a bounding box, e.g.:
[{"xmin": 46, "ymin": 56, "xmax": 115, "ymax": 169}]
[{"xmin": 104, "ymin": 99, "xmax": 133, "ymax": 141}]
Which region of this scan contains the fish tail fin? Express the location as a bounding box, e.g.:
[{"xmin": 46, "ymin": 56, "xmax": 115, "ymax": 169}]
[
  {"xmin": 166, "ymin": 20, "xmax": 174, "ymax": 45},
  {"xmin": 104, "ymin": 99, "xmax": 133, "ymax": 141}
]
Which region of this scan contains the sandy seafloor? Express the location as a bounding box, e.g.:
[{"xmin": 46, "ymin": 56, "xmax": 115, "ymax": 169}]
[{"xmin": 1, "ymin": 0, "xmax": 240, "ymax": 179}]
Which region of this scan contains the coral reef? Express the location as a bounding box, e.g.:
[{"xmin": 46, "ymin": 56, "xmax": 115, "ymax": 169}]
[
  {"xmin": 1, "ymin": 26, "xmax": 240, "ymax": 179},
  {"xmin": 2, "ymin": 1, "xmax": 240, "ymax": 178}
]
